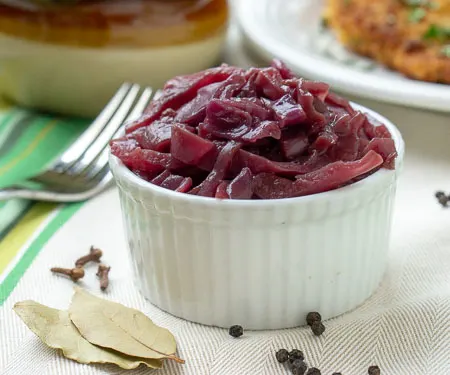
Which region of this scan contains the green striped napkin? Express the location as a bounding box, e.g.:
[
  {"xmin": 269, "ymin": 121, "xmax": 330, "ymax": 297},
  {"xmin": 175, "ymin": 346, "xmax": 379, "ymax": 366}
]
[{"xmin": 0, "ymin": 101, "xmax": 90, "ymax": 286}]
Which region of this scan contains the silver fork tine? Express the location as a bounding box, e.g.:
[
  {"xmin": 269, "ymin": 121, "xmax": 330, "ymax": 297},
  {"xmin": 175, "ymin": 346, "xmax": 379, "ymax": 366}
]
[
  {"xmin": 83, "ymin": 87, "xmax": 154, "ymax": 180},
  {"xmin": 126, "ymin": 87, "xmax": 153, "ymax": 123},
  {"xmin": 53, "ymin": 83, "xmax": 132, "ymax": 172},
  {"xmin": 68, "ymin": 84, "xmax": 141, "ymax": 174}
]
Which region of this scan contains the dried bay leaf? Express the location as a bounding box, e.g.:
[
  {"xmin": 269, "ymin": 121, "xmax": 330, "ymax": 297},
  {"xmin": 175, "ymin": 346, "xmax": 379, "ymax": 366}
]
[
  {"xmin": 69, "ymin": 287, "xmax": 184, "ymax": 363},
  {"xmin": 13, "ymin": 301, "xmax": 163, "ymax": 370}
]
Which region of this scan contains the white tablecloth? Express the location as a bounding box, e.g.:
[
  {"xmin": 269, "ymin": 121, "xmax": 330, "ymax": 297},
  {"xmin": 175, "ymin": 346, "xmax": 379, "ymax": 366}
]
[{"xmin": 1, "ymin": 27, "xmax": 450, "ymax": 375}]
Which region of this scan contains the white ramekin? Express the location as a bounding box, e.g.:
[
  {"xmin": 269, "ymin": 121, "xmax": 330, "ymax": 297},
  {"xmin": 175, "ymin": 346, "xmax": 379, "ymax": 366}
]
[{"xmin": 109, "ymin": 104, "xmax": 405, "ymax": 330}]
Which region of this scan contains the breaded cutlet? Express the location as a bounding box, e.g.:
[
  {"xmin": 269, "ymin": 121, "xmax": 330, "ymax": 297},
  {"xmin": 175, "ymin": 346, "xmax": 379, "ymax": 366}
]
[{"xmin": 325, "ymin": 0, "xmax": 450, "ymax": 83}]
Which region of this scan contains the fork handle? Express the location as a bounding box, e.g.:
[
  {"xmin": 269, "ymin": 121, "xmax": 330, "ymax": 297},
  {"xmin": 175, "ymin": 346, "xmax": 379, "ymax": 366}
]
[
  {"xmin": 0, "ymin": 188, "xmax": 23, "ymax": 201},
  {"xmin": 0, "ymin": 188, "xmax": 66, "ymax": 202},
  {"xmin": 0, "ymin": 177, "xmax": 115, "ymax": 202}
]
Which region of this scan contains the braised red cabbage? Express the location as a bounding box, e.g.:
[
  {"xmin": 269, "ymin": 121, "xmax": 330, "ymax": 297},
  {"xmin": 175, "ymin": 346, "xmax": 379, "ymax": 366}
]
[{"xmin": 111, "ymin": 60, "xmax": 397, "ymax": 200}]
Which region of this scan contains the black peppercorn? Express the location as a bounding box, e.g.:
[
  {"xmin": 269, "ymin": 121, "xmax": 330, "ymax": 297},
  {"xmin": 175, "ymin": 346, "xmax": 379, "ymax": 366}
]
[
  {"xmin": 311, "ymin": 321, "xmax": 326, "ymax": 336},
  {"xmin": 306, "ymin": 312, "xmax": 322, "ymax": 326},
  {"xmin": 436, "ymin": 191, "xmax": 449, "ymax": 207},
  {"xmin": 306, "ymin": 368, "xmax": 321, "ymax": 375},
  {"xmin": 228, "ymin": 325, "xmax": 243, "ymax": 338},
  {"xmin": 276, "ymin": 349, "xmax": 289, "ymax": 363},
  {"xmin": 291, "ymin": 359, "xmax": 307, "ymax": 375},
  {"xmin": 368, "ymin": 365, "xmax": 381, "ymax": 375},
  {"xmin": 289, "ymin": 349, "xmax": 305, "ymax": 362}
]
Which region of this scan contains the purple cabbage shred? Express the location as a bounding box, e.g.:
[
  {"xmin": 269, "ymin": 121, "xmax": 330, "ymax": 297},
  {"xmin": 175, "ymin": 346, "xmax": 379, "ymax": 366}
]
[{"xmin": 111, "ymin": 60, "xmax": 397, "ymax": 199}]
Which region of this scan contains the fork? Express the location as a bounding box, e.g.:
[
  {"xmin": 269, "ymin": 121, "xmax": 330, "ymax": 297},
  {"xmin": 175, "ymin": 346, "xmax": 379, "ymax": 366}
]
[{"xmin": 0, "ymin": 83, "xmax": 153, "ymax": 202}]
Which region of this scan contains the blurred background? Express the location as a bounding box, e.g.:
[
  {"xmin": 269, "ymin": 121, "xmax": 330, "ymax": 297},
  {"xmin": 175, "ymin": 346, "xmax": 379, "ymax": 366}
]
[{"xmin": 0, "ymin": 0, "xmax": 449, "ymax": 236}]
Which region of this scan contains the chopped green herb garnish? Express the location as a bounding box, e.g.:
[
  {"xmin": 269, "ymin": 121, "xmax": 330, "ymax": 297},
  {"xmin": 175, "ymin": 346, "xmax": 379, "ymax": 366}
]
[
  {"xmin": 424, "ymin": 24, "xmax": 438, "ymax": 39},
  {"xmin": 408, "ymin": 8, "xmax": 426, "ymax": 23},
  {"xmin": 344, "ymin": 0, "xmax": 352, "ymax": 6},
  {"xmin": 321, "ymin": 17, "xmax": 329, "ymax": 29},
  {"xmin": 402, "ymin": 0, "xmax": 426, "ymax": 6},
  {"xmin": 441, "ymin": 45, "xmax": 450, "ymax": 58},
  {"xmin": 401, "ymin": 0, "xmax": 438, "ymax": 8},
  {"xmin": 423, "ymin": 24, "xmax": 450, "ymax": 41}
]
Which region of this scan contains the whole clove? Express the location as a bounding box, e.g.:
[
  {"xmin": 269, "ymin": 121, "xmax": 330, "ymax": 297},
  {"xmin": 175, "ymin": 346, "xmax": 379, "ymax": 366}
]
[
  {"xmin": 96, "ymin": 264, "xmax": 111, "ymax": 291},
  {"xmin": 75, "ymin": 246, "xmax": 103, "ymax": 267},
  {"xmin": 51, "ymin": 267, "xmax": 84, "ymax": 282}
]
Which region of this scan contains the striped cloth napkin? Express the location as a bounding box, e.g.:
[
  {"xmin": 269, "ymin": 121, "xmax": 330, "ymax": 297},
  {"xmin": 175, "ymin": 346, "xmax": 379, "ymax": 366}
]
[{"xmin": 0, "ymin": 100, "xmax": 89, "ymax": 299}]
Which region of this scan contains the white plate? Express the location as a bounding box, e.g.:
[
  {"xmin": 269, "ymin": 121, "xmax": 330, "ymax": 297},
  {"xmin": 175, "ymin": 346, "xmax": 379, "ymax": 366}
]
[{"xmin": 236, "ymin": 0, "xmax": 450, "ymax": 112}]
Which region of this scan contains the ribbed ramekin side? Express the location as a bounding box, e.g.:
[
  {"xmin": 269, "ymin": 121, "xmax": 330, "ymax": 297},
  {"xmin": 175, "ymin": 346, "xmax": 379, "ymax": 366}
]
[{"xmin": 113, "ymin": 166, "xmax": 398, "ymax": 329}]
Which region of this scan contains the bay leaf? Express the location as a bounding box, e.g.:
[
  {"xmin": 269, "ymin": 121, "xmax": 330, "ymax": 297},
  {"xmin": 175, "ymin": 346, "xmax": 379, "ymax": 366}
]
[
  {"xmin": 14, "ymin": 301, "xmax": 163, "ymax": 370},
  {"xmin": 69, "ymin": 287, "xmax": 184, "ymax": 363}
]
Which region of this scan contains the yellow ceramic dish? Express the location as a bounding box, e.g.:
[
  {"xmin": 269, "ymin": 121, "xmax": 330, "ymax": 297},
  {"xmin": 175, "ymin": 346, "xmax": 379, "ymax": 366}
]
[{"xmin": 0, "ymin": 0, "xmax": 228, "ymax": 117}]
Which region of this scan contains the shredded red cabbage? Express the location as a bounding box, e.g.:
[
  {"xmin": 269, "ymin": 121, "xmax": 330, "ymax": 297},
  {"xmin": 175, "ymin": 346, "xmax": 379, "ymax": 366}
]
[{"xmin": 110, "ymin": 60, "xmax": 397, "ymax": 200}]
